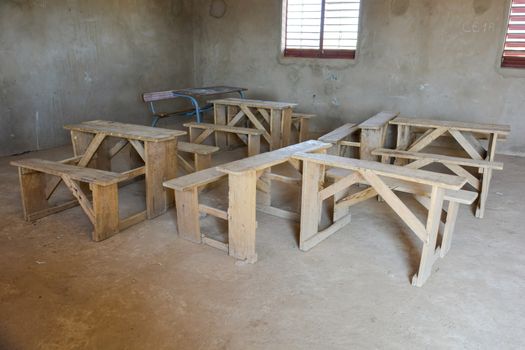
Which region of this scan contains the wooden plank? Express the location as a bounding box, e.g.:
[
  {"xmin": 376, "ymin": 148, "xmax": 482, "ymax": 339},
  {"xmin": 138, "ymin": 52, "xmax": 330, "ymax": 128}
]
[
  {"xmin": 292, "ymin": 152, "xmax": 466, "ymax": 190},
  {"xmin": 178, "ymin": 154, "xmax": 195, "ymax": 173},
  {"xmin": 144, "ymin": 139, "xmax": 177, "ymax": 219},
  {"xmin": 360, "ymin": 129, "xmax": 384, "ymax": 161},
  {"xmin": 318, "ymin": 171, "xmax": 362, "ymax": 201},
  {"xmin": 120, "ymin": 166, "xmax": 146, "ymax": 181},
  {"xmin": 11, "ymin": 159, "xmax": 124, "ymax": 186},
  {"xmin": 164, "ymin": 167, "xmax": 226, "ymax": 191},
  {"xmin": 247, "ymin": 134, "xmax": 261, "ymax": 157},
  {"xmin": 199, "ymin": 204, "xmax": 228, "ymax": 220},
  {"xmin": 61, "ymin": 175, "xmax": 95, "ymax": 224},
  {"xmin": 109, "ymin": 139, "xmax": 129, "ymax": 158},
  {"xmin": 299, "ymin": 160, "xmax": 323, "ymax": 250},
  {"xmin": 217, "ymin": 140, "xmax": 331, "ymax": 175},
  {"xmin": 228, "ymin": 171, "xmax": 258, "ymax": 263},
  {"xmin": 462, "ymin": 132, "xmax": 487, "ymax": 159},
  {"xmin": 412, "ymin": 186, "xmax": 445, "ymax": 287},
  {"xmin": 440, "ymin": 201, "xmax": 459, "ymax": 258},
  {"xmin": 64, "ymin": 120, "xmax": 186, "ymax": 142},
  {"xmin": 408, "ymin": 127, "xmax": 448, "ymax": 152},
  {"xmin": 178, "ymin": 142, "xmax": 219, "ymax": 155},
  {"xmin": 318, "ymin": 123, "xmax": 358, "ymax": 144},
  {"xmin": 193, "ymin": 129, "xmax": 214, "ymax": 145},
  {"xmin": 298, "ymin": 117, "xmax": 310, "ymax": 142},
  {"xmin": 372, "ymin": 148, "xmax": 504, "ymax": 170},
  {"xmin": 202, "ymin": 236, "xmax": 229, "ymax": 252},
  {"xmin": 300, "ymin": 213, "xmax": 353, "ymax": 252},
  {"xmin": 129, "ymin": 140, "xmax": 146, "ymax": 162},
  {"xmin": 26, "ymin": 199, "xmax": 79, "ymax": 222},
  {"xmin": 339, "ymin": 140, "xmax": 361, "ymax": 148},
  {"xmin": 194, "ymin": 154, "xmax": 212, "ymax": 172},
  {"xmin": 239, "ymin": 105, "xmax": 272, "ymax": 144},
  {"xmin": 281, "ymin": 108, "xmax": 293, "ymax": 147},
  {"xmin": 256, "ymin": 205, "xmax": 300, "ymax": 221},
  {"xmin": 449, "ymin": 129, "xmax": 484, "ymax": 160},
  {"xmin": 390, "ymin": 117, "xmax": 511, "ymax": 135},
  {"xmin": 17, "ymin": 168, "xmax": 49, "ymax": 221},
  {"xmin": 174, "ymin": 188, "xmax": 201, "ymax": 243},
  {"xmin": 270, "ymin": 109, "xmax": 282, "ymax": 150},
  {"xmin": 119, "ymin": 211, "xmax": 147, "ymax": 231},
  {"xmin": 444, "ymin": 163, "xmax": 480, "ymax": 190},
  {"xmin": 360, "ymin": 170, "xmax": 429, "ymax": 243},
  {"xmin": 91, "ymin": 183, "xmax": 120, "ymax": 241},
  {"xmin": 184, "ymin": 122, "xmax": 265, "ymax": 136},
  {"xmin": 262, "ymin": 172, "xmax": 301, "ymax": 186},
  {"xmin": 358, "ymin": 111, "xmax": 398, "ymax": 130},
  {"xmin": 209, "ymin": 98, "xmax": 297, "ymax": 109},
  {"xmin": 214, "ymin": 104, "xmax": 228, "ymax": 148}
]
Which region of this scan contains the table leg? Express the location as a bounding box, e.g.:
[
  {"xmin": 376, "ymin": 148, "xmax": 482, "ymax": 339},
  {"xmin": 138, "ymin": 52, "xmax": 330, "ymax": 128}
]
[
  {"xmin": 214, "ymin": 104, "xmax": 228, "ymax": 148},
  {"xmin": 281, "ymin": 108, "xmax": 293, "ymax": 147},
  {"xmin": 144, "ymin": 139, "xmax": 178, "ymax": 219},
  {"xmin": 476, "ymin": 133, "xmax": 498, "ymax": 218},
  {"xmin": 228, "ymin": 170, "xmax": 258, "ymax": 263},
  {"xmin": 270, "ymin": 109, "xmax": 282, "ymax": 151}
]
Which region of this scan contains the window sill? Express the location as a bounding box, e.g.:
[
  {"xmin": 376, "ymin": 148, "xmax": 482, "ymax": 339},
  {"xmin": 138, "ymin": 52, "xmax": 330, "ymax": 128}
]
[{"xmin": 277, "ymin": 52, "xmax": 358, "ymax": 69}]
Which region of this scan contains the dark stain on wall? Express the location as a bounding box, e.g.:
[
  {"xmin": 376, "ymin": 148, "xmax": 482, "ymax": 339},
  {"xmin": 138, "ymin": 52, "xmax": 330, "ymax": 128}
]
[
  {"xmin": 391, "ymin": 0, "xmax": 410, "ymax": 16},
  {"xmin": 473, "ymin": 0, "xmax": 492, "ymax": 15}
]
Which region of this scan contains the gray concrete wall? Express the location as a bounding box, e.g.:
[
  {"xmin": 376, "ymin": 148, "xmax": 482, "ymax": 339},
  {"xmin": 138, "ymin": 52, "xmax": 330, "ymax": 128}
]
[
  {"xmin": 0, "ymin": 0, "xmax": 193, "ymax": 156},
  {"xmin": 192, "ymin": 0, "xmax": 525, "ymax": 155}
]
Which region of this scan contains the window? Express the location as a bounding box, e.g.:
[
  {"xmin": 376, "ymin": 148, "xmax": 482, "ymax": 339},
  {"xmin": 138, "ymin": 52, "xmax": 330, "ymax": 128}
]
[
  {"xmin": 502, "ymin": 0, "xmax": 525, "ymax": 68},
  {"xmin": 284, "ymin": 0, "xmax": 361, "ymax": 59}
]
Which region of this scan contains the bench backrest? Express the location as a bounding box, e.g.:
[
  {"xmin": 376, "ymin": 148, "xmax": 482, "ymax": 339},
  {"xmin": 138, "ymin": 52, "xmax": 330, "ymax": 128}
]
[
  {"xmin": 293, "ymin": 152, "xmax": 467, "ymax": 190},
  {"xmin": 11, "ymin": 159, "xmax": 124, "ymax": 186}
]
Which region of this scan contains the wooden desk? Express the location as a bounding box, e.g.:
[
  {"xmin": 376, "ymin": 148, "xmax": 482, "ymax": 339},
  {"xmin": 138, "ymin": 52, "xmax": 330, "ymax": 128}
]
[
  {"xmin": 64, "ymin": 120, "xmax": 186, "ymax": 219},
  {"xmin": 216, "ymin": 140, "xmax": 331, "ymax": 262},
  {"xmin": 389, "ymin": 117, "xmax": 510, "ymax": 218},
  {"xmin": 210, "ymin": 98, "xmax": 298, "ymax": 151},
  {"xmin": 143, "ymin": 86, "xmax": 247, "ymax": 126}
]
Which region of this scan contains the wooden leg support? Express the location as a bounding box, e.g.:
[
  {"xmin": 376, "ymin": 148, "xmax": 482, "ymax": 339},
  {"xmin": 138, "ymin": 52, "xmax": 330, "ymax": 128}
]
[
  {"xmin": 18, "ymin": 168, "xmax": 49, "ymax": 221},
  {"xmin": 228, "ymin": 171, "xmax": 258, "ymax": 263},
  {"xmin": 91, "ymin": 183, "xmax": 120, "ymax": 241},
  {"xmin": 441, "ymin": 201, "xmax": 459, "ymax": 258},
  {"xmin": 174, "ymin": 188, "xmax": 202, "ymax": 243},
  {"xmin": 412, "ymin": 186, "xmax": 445, "ymax": 287},
  {"xmin": 194, "ymin": 154, "xmax": 212, "ymax": 172},
  {"xmin": 247, "ymin": 134, "xmax": 261, "ymax": 157}
]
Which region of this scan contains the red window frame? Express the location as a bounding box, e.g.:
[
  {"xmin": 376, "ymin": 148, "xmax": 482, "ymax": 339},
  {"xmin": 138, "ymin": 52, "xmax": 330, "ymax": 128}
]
[
  {"xmin": 502, "ymin": 0, "xmax": 525, "ymax": 68},
  {"xmin": 284, "ymin": 0, "xmax": 359, "ymax": 59}
]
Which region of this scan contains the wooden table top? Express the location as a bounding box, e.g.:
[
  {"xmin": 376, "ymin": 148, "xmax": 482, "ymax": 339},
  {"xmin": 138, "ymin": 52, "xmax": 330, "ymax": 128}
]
[
  {"xmin": 390, "ymin": 117, "xmax": 511, "ymax": 135},
  {"xmin": 209, "ymin": 98, "xmax": 298, "ymax": 109},
  {"xmin": 143, "ymin": 86, "xmax": 247, "ymax": 102},
  {"xmin": 64, "ymin": 120, "xmax": 186, "ymax": 142}
]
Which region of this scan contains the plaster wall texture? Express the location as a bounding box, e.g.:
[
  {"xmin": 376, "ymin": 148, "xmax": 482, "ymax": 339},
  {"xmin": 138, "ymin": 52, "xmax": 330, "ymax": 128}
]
[
  {"xmin": 192, "ymin": 0, "xmax": 525, "ymax": 155},
  {"xmin": 0, "ymin": 0, "xmax": 193, "ymax": 156}
]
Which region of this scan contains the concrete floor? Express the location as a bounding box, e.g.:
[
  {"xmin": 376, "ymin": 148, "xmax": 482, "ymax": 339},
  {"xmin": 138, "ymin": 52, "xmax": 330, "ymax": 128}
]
[{"xmin": 1, "ymin": 145, "xmax": 524, "ymax": 350}]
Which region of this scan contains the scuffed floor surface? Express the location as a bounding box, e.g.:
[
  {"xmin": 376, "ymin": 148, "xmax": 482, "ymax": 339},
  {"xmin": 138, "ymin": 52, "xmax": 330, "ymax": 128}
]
[{"xmin": 1, "ymin": 146, "xmax": 524, "ymax": 350}]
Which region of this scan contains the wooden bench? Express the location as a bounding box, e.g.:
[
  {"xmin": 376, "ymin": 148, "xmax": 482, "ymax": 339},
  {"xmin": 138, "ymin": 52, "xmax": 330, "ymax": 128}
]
[
  {"xmin": 326, "ymin": 167, "xmax": 477, "ymax": 259},
  {"xmin": 292, "ymin": 152, "xmax": 469, "ymax": 286},
  {"xmin": 292, "ymin": 113, "xmax": 316, "ymax": 142},
  {"xmin": 184, "ymin": 122, "xmax": 263, "ymax": 157},
  {"xmin": 11, "ymin": 158, "xmax": 146, "ymax": 241},
  {"xmin": 318, "ymin": 111, "xmax": 398, "ymax": 160},
  {"xmin": 163, "ymin": 140, "xmax": 332, "ymax": 262},
  {"xmin": 164, "ymin": 167, "xmax": 228, "ymax": 248},
  {"xmin": 177, "ymin": 141, "xmax": 219, "ymax": 173}
]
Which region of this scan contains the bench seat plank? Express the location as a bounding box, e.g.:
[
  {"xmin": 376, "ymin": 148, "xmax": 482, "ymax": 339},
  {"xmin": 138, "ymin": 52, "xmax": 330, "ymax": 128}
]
[
  {"xmin": 326, "ymin": 168, "xmax": 477, "ymax": 205},
  {"xmin": 372, "ymin": 148, "xmax": 504, "ymax": 170},
  {"xmin": 217, "ymin": 140, "xmax": 331, "ymax": 175},
  {"xmin": 64, "ymin": 120, "xmax": 186, "ymax": 142},
  {"xmin": 11, "ymin": 159, "xmax": 124, "ymax": 186},
  {"xmin": 163, "ymin": 167, "xmax": 226, "ymax": 191},
  {"xmin": 318, "ymin": 123, "xmax": 359, "ymax": 144},
  {"xmin": 293, "ymin": 153, "xmax": 466, "ymax": 190},
  {"xmin": 183, "ymin": 122, "xmax": 264, "ymax": 135},
  {"xmin": 178, "ymin": 141, "xmax": 220, "ymax": 155},
  {"xmin": 390, "ymin": 117, "xmax": 511, "ymax": 135}
]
